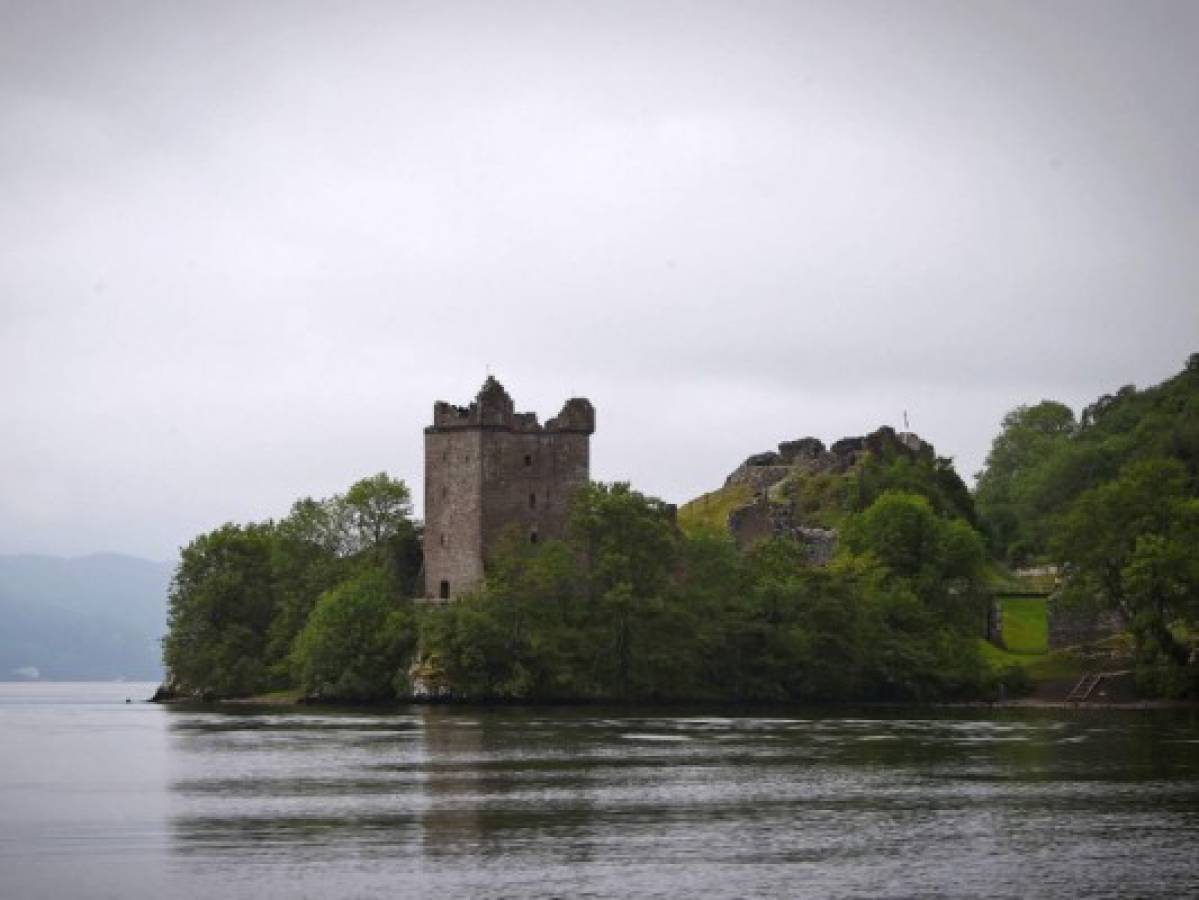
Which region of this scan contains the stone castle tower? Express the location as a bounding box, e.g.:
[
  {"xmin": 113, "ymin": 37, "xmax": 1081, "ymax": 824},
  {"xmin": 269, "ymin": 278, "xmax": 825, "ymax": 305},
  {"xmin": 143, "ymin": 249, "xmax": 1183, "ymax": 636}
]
[{"xmin": 423, "ymin": 377, "xmax": 595, "ymax": 599}]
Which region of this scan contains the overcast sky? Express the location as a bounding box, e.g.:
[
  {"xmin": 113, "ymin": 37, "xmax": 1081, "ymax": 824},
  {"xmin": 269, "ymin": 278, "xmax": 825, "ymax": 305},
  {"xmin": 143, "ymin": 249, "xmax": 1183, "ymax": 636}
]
[{"xmin": 2, "ymin": 0, "xmax": 1197, "ymax": 561}]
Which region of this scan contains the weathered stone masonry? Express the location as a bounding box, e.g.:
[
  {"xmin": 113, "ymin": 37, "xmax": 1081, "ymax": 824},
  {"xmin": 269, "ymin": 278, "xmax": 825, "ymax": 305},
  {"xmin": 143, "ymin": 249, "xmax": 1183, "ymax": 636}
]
[{"xmin": 422, "ymin": 377, "xmax": 595, "ymax": 599}]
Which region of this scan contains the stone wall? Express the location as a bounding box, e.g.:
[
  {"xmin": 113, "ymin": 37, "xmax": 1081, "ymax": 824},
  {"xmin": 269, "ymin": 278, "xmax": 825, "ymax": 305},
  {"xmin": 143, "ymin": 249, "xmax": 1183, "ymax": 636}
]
[
  {"xmin": 423, "ymin": 428, "xmax": 484, "ymax": 600},
  {"xmin": 1047, "ymin": 595, "xmax": 1126, "ymax": 649},
  {"xmin": 480, "ymin": 428, "xmax": 590, "ymax": 562},
  {"xmin": 986, "ymin": 599, "xmax": 1004, "ymax": 646}
]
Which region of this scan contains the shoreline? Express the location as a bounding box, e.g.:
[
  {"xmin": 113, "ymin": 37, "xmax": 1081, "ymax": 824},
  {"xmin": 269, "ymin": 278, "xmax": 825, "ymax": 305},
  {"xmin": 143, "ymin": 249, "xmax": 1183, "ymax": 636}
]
[
  {"xmin": 150, "ymin": 690, "xmax": 1199, "ymax": 713},
  {"xmin": 948, "ymin": 698, "xmax": 1199, "ymax": 711}
]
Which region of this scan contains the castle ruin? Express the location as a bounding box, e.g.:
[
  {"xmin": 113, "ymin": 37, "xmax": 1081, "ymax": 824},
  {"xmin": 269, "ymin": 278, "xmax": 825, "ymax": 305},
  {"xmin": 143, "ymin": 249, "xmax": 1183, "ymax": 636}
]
[
  {"xmin": 720, "ymin": 427, "xmax": 936, "ymax": 564},
  {"xmin": 422, "ymin": 377, "xmax": 595, "ymax": 599}
]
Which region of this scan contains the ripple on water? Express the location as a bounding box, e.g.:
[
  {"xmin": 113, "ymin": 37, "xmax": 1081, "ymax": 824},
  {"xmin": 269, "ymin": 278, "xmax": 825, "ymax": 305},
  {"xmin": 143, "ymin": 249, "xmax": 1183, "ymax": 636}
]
[
  {"xmin": 3, "ymin": 689, "xmax": 1198, "ymax": 899},
  {"xmin": 620, "ymin": 733, "xmax": 693, "ymax": 742}
]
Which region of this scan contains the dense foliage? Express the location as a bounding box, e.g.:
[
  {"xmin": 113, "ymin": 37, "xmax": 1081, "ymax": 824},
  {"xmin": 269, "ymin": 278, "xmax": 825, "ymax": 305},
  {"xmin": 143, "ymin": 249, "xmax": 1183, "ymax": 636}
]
[
  {"xmin": 163, "ymin": 471, "xmax": 996, "ymax": 703},
  {"xmin": 975, "ymin": 354, "xmax": 1199, "ymax": 695}
]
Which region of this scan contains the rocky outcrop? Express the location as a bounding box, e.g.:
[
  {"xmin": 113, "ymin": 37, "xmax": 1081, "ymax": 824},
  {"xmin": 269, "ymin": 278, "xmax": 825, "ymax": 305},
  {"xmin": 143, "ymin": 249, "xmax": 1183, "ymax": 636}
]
[
  {"xmin": 724, "ymin": 461, "xmax": 791, "ymax": 491},
  {"xmin": 720, "ymin": 426, "xmax": 935, "ymax": 566},
  {"xmin": 829, "ymin": 436, "xmax": 866, "ymax": 459},
  {"xmin": 778, "ymin": 437, "xmax": 826, "ymax": 464},
  {"xmin": 727, "ymin": 428, "xmax": 932, "ymax": 493}
]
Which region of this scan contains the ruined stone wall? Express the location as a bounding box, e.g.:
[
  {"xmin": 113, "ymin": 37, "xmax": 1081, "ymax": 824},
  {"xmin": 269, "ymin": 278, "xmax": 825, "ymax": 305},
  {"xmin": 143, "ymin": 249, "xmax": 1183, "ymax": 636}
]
[
  {"xmin": 986, "ymin": 599, "xmax": 1005, "ymax": 646},
  {"xmin": 724, "ymin": 463, "xmax": 791, "ymax": 492},
  {"xmin": 727, "ymin": 494, "xmax": 837, "ymax": 564},
  {"xmin": 1047, "ymin": 596, "xmax": 1126, "ymax": 649},
  {"xmin": 727, "ymin": 495, "xmax": 774, "ymax": 549}
]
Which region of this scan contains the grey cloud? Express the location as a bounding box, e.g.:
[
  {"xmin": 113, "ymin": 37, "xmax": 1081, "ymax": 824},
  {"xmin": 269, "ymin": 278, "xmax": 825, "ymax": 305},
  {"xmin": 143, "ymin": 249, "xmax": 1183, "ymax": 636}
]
[{"xmin": 1, "ymin": 1, "xmax": 1196, "ymax": 558}]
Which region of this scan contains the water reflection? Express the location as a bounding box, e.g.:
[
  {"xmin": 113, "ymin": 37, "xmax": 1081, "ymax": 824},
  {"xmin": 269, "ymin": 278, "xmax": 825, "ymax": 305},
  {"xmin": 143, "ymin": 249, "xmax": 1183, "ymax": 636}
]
[
  {"xmin": 160, "ymin": 705, "xmax": 1199, "ymax": 897},
  {"xmin": 417, "ymin": 709, "xmax": 485, "ymax": 856}
]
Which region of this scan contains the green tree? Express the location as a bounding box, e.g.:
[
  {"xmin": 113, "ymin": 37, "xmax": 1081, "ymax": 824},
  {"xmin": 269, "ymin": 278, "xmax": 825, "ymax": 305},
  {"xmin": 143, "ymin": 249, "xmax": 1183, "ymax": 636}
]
[
  {"xmin": 841, "ymin": 491, "xmax": 986, "ymax": 633},
  {"xmin": 842, "ymin": 492, "xmax": 983, "ymax": 581},
  {"xmin": 163, "ymin": 523, "xmax": 278, "ymax": 698},
  {"xmin": 570, "ymin": 482, "xmax": 677, "ymax": 598},
  {"xmin": 745, "ymin": 557, "xmax": 864, "ymax": 701},
  {"xmin": 262, "ymin": 497, "xmax": 354, "ymax": 681},
  {"xmin": 569, "ymin": 482, "xmax": 678, "ymax": 698},
  {"xmin": 847, "ymin": 428, "xmax": 979, "ymax": 525},
  {"xmin": 1054, "ymin": 458, "xmax": 1199, "ymax": 694},
  {"xmin": 290, "ymin": 570, "xmax": 416, "ymax": 701},
  {"xmin": 341, "ymin": 472, "xmax": 414, "ymax": 555},
  {"xmin": 974, "ymin": 400, "xmax": 1077, "ymax": 561},
  {"xmin": 276, "ymin": 496, "xmax": 347, "ymax": 556},
  {"xmin": 671, "ymin": 529, "xmax": 747, "ymax": 700},
  {"xmin": 976, "ymin": 355, "xmax": 1199, "ymax": 568}
]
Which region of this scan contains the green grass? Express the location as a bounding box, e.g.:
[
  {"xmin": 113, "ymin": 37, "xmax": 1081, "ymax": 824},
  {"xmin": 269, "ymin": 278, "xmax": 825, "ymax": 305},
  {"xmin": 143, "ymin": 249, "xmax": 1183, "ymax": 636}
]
[
  {"xmin": 678, "ymin": 483, "xmax": 752, "ymax": 536},
  {"xmin": 997, "ymin": 597, "xmax": 1048, "ymax": 655},
  {"xmin": 977, "ymin": 640, "xmax": 1087, "ymax": 682}
]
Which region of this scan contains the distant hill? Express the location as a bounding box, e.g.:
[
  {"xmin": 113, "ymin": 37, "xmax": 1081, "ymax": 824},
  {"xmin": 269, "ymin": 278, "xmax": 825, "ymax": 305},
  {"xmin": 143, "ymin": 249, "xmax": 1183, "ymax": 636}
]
[{"xmin": 0, "ymin": 554, "xmax": 173, "ymax": 681}]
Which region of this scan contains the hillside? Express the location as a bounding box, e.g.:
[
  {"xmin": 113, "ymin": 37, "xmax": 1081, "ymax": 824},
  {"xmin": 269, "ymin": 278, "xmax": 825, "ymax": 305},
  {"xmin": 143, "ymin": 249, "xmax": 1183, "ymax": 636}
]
[{"xmin": 0, "ymin": 554, "xmax": 172, "ymax": 680}]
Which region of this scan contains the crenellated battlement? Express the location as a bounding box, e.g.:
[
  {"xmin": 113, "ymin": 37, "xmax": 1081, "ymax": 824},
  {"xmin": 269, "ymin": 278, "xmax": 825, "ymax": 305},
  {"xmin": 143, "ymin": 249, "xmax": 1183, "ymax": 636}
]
[
  {"xmin": 546, "ymin": 397, "xmax": 596, "ymax": 434},
  {"xmin": 428, "ymin": 377, "xmax": 595, "ymax": 435}
]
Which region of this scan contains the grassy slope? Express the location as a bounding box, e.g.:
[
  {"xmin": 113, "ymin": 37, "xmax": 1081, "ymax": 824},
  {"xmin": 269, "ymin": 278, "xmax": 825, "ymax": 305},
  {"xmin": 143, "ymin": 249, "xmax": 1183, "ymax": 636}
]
[
  {"xmin": 998, "ymin": 597, "xmax": 1049, "ymax": 654},
  {"xmin": 678, "ymin": 484, "xmax": 752, "ymax": 536},
  {"xmin": 978, "ymin": 640, "xmax": 1086, "ymax": 682}
]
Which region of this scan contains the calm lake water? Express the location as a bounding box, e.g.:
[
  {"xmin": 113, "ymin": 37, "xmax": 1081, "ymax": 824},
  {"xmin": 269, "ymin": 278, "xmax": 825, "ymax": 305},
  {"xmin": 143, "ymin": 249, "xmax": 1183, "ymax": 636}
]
[{"xmin": 1, "ymin": 683, "xmax": 1197, "ymax": 898}]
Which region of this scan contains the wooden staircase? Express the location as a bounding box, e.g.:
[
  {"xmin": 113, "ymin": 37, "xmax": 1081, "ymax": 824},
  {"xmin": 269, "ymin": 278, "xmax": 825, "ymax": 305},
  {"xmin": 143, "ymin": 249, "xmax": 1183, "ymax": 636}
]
[
  {"xmin": 1066, "ymin": 673, "xmax": 1102, "ymax": 702},
  {"xmin": 1065, "ymin": 670, "xmax": 1133, "ymax": 703}
]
